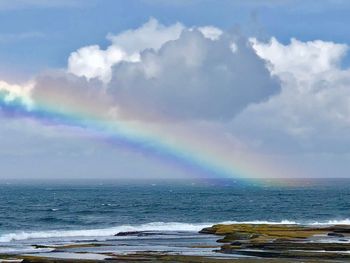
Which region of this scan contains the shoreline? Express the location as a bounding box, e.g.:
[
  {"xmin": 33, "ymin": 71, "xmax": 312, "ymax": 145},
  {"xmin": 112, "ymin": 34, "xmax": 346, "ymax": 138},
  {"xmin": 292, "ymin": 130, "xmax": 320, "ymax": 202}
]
[{"xmin": 2, "ymin": 223, "xmax": 350, "ymax": 262}]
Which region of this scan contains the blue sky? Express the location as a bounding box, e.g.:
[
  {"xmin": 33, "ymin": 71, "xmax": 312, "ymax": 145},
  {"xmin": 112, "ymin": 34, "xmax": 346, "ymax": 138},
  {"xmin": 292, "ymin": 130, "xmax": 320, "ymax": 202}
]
[
  {"xmin": 2, "ymin": 0, "xmax": 350, "ymax": 180},
  {"xmin": 2, "ymin": 0, "xmax": 350, "ymax": 79}
]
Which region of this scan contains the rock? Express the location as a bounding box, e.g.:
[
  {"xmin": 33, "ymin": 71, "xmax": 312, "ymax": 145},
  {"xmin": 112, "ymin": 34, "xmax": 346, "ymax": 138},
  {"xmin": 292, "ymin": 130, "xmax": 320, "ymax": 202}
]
[
  {"xmin": 115, "ymin": 231, "xmax": 142, "ymax": 236},
  {"xmin": 200, "ymin": 224, "xmax": 328, "ymax": 242},
  {"xmin": 115, "ymin": 231, "xmax": 165, "ymax": 237},
  {"xmin": 217, "ymin": 232, "xmax": 259, "ymax": 243},
  {"xmin": 200, "ymin": 223, "xmax": 350, "ymax": 260},
  {"xmin": 328, "ymin": 225, "xmax": 350, "ymax": 233},
  {"xmin": 327, "ymin": 232, "xmax": 345, "ymax": 237},
  {"xmin": 199, "ymin": 227, "xmax": 216, "ymax": 234}
]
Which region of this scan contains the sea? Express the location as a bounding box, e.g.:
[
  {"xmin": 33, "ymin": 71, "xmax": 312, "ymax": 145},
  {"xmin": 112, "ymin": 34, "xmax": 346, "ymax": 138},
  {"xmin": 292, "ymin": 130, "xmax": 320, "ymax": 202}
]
[{"xmin": 1, "ymin": 179, "xmax": 350, "ymax": 258}]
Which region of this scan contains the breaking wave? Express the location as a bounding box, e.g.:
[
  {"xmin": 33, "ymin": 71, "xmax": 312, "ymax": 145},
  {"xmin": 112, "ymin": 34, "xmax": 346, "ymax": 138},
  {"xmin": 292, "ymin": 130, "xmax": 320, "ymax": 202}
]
[
  {"xmin": 2, "ymin": 219, "xmax": 350, "ymax": 242},
  {"xmin": 0, "ymin": 222, "xmax": 209, "ymax": 242}
]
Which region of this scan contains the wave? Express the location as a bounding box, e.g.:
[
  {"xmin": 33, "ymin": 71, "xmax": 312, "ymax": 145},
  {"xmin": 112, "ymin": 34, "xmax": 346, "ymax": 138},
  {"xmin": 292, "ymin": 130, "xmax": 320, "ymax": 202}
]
[
  {"xmin": 309, "ymin": 219, "xmax": 350, "ymax": 225},
  {"xmin": 0, "ymin": 222, "xmax": 210, "ymax": 242},
  {"xmin": 2, "ymin": 220, "xmax": 350, "ymax": 242}
]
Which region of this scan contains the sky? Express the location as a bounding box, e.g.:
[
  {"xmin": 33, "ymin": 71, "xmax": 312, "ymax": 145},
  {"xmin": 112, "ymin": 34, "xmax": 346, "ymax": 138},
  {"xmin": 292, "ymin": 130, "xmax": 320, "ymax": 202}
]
[{"xmin": 1, "ymin": 0, "xmax": 350, "ymax": 181}]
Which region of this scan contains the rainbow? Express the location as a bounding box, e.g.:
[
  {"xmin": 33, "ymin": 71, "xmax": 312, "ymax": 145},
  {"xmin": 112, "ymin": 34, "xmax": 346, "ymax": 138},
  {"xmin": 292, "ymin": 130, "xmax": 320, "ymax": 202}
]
[{"xmin": 0, "ymin": 88, "xmax": 299, "ymax": 185}]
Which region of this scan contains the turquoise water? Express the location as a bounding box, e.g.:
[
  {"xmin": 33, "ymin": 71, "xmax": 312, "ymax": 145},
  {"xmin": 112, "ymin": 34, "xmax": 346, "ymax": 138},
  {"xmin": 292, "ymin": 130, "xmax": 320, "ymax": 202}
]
[{"xmin": 0, "ymin": 179, "xmax": 350, "ymax": 254}]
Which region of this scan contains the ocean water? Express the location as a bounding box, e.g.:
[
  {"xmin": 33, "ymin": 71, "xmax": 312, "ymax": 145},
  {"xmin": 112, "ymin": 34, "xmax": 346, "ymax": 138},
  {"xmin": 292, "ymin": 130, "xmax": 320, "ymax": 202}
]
[{"xmin": 1, "ymin": 179, "xmax": 350, "ymax": 255}]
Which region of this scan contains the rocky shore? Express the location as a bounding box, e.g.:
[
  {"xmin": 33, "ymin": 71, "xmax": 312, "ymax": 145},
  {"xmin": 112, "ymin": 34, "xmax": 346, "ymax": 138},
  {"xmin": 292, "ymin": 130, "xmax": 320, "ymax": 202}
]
[
  {"xmin": 0, "ymin": 253, "xmax": 328, "ymax": 263},
  {"xmin": 2, "ymin": 224, "xmax": 350, "ymax": 262},
  {"xmin": 200, "ymin": 223, "xmax": 350, "ymax": 261}
]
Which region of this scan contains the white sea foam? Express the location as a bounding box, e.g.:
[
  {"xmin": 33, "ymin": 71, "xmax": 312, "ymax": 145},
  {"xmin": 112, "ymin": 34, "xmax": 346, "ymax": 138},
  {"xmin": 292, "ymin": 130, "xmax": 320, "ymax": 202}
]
[
  {"xmin": 2, "ymin": 220, "xmax": 350, "ymax": 243},
  {"xmin": 309, "ymin": 219, "xmax": 350, "ymax": 225},
  {"xmin": 0, "ymin": 222, "xmax": 210, "ymax": 242}
]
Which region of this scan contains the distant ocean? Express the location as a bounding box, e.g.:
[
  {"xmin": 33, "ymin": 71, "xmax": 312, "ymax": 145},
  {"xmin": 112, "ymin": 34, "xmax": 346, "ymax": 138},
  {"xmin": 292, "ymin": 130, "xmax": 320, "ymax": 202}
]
[{"xmin": 1, "ymin": 179, "xmax": 350, "ymax": 255}]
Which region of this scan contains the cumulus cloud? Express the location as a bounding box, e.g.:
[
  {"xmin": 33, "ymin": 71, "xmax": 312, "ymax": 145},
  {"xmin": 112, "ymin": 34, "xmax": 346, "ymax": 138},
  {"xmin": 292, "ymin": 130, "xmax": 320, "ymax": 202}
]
[
  {"xmin": 106, "ymin": 18, "xmax": 184, "ymax": 55},
  {"xmin": 108, "ymin": 29, "xmax": 280, "ymax": 120},
  {"xmin": 232, "ymin": 37, "xmax": 350, "ymax": 153},
  {"xmin": 68, "ymin": 45, "xmax": 131, "ymax": 84},
  {"xmin": 12, "ymin": 21, "xmax": 350, "ymax": 141},
  {"xmin": 68, "ymin": 18, "xmax": 184, "ymax": 83},
  {"xmin": 68, "ymin": 18, "xmax": 226, "ymax": 84},
  {"xmin": 66, "ymin": 19, "xmax": 280, "ymax": 121},
  {"xmin": 12, "ymin": 20, "xmax": 350, "ymax": 156},
  {"xmin": 5, "ymin": 19, "xmax": 350, "ymax": 177},
  {"xmin": 30, "ymin": 32, "xmax": 350, "ymax": 156},
  {"xmin": 251, "ymin": 37, "xmax": 348, "ymax": 84}
]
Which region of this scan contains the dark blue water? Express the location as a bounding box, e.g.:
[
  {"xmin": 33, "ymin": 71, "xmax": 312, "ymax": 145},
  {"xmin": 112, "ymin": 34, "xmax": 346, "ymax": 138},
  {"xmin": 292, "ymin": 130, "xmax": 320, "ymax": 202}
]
[{"xmin": 1, "ymin": 179, "xmax": 350, "ymax": 235}]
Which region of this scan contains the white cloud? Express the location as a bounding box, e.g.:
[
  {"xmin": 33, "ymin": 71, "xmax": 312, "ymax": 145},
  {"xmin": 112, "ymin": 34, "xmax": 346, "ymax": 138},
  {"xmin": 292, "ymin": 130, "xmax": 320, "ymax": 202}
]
[
  {"xmin": 68, "ymin": 45, "xmax": 131, "ymax": 84},
  {"xmin": 197, "ymin": 26, "xmax": 223, "ymax": 40},
  {"xmin": 250, "ymin": 37, "xmax": 347, "ymax": 84},
  {"xmin": 68, "ymin": 18, "xmax": 184, "ymax": 83},
  {"xmin": 232, "ymin": 37, "xmax": 350, "ymax": 153},
  {"xmin": 67, "ymin": 18, "xmax": 225, "ymax": 84},
  {"xmin": 0, "ymin": 80, "xmax": 33, "ymax": 107},
  {"xmin": 106, "ymin": 18, "xmax": 184, "ymax": 55}
]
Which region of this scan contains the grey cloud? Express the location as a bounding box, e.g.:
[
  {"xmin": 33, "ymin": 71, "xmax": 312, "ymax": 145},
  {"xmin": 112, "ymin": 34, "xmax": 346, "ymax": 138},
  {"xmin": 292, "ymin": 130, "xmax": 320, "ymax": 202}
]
[
  {"xmin": 108, "ymin": 30, "xmax": 280, "ymax": 120},
  {"xmin": 32, "ymin": 71, "xmax": 114, "ymax": 118}
]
